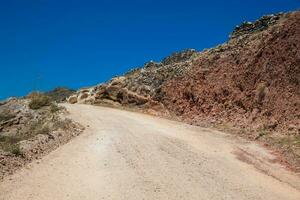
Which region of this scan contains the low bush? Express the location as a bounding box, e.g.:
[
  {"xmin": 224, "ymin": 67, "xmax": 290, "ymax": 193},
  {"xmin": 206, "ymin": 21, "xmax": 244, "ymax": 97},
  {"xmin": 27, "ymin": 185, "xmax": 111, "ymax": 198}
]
[
  {"xmin": 35, "ymin": 126, "xmax": 50, "ymax": 135},
  {"xmin": 46, "ymin": 87, "xmax": 75, "ymax": 102},
  {"xmin": 28, "ymin": 92, "xmax": 51, "ymax": 110},
  {"xmin": 50, "ymin": 103, "xmax": 62, "ymax": 113},
  {"xmin": 10, "ymin": 145, "xmax": 22, "ymax": 156}
]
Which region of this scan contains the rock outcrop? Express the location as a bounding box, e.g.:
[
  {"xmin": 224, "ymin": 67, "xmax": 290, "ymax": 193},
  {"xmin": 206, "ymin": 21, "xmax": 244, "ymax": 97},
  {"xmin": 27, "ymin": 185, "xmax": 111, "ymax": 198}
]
[
  {"xmin": 230, "ymin": 13, "xmax": 283, "ymax": 39},
  {"xmin": 68, "ymin": 49, "xmax": 198, "ymax": 109}
]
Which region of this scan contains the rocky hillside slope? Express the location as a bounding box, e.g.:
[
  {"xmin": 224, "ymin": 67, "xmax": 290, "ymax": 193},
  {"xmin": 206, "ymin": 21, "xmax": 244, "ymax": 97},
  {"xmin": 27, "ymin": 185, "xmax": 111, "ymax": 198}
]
[
  {"xmin": 69, "ymin": 11, "xmax": 300, "ymax": 170},
  {"xmin": 0, "ymin": 94, "xmax": 83, "ymax": 179}
]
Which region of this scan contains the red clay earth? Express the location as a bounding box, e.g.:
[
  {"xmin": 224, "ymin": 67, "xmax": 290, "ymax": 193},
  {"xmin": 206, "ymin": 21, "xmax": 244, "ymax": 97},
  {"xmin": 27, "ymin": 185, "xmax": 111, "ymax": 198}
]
[
  {"xmin": 160, "ymin": 11, "xmax": 300, "ymax": 171},
  {"xmin": 161, "ymin": 11, "xmax": 299, "ymax": 135}
]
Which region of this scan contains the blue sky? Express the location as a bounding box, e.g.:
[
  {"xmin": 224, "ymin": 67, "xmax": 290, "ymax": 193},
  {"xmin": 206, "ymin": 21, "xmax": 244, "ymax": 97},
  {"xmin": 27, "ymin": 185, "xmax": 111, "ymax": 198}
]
[{"xmin": 0, "ymin": 0, "xmax": 299, "ymax": 99}]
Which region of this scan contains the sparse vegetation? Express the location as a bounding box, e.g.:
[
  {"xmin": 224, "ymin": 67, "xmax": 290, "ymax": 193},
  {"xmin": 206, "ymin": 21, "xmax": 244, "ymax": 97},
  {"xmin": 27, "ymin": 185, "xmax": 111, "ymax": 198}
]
[
  {"xmin": 0, "ymin": 120, "xmax": 50, "ymax": 155},
  {"xmin": 11, "ymin": 145, "xmax": 22, "ymax": 156},
  {"xmin": 0, "ymin": 110, "xmax": 15, "ymax": 122},
  {"xmin": 0, "ymin": 91, "xmax": 84, "ymax": 180},
  {"xmin": 35, "ymin": 125, "xmax": 50, "ymax": 135},
  {"xmin": 277, "ymin": 135, "xmax": 300, "ymax": 149},
  {"xmin": 0, "ymin": 135, "xmax": 22, "ymax": 155},
  {"xmin": 28, "ymin": 119, "xmax": 50, "ymax": 136},
  {"xmin": 255, "ymin": 127, "xmax": 269, "ymax": 140},
  {"xmin": 50, "ymin": 103, "xmax": 62, "ymax": 113},
  {"xmin": 46, "ymin": 87, "xmax": 75, "ymax": 102},
  {"xmin": 28, "ymin": 92, "xmax": 51, "ymax": 110}
]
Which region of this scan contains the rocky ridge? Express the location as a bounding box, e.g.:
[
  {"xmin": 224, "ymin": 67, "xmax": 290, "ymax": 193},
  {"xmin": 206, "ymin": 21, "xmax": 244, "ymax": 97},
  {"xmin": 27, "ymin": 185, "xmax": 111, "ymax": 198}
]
[{"xmin": 68, "ymin": 49, "xmax": 198, "ymax": 110}]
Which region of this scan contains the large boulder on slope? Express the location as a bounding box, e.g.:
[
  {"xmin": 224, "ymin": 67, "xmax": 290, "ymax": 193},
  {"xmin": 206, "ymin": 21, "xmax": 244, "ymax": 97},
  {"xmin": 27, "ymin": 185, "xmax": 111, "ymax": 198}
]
[{"xmin": 67, "ymin": 95, "xmax": 78, "ymax": 104}]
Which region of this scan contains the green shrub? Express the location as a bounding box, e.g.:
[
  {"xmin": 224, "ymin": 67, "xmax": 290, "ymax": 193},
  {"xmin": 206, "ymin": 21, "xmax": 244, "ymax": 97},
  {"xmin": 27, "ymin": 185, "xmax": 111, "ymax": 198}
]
[
  {"xmin": 11, "ymin": 145, "xmax": 22, "ymax": 156},
  {"xmin": 28, "ymin": 93, "xmax": 51, "ymax": 110},
  {"xmin": 45, "ymin": 87, "xmax": 75, "ymax": 102},
  {"xmin": 0, "ymin": 135, "xmax": 22, "ymax": 156},
  {"xmin": 50, "ymin": 103, "xmax": 62, "ymax": 113}
]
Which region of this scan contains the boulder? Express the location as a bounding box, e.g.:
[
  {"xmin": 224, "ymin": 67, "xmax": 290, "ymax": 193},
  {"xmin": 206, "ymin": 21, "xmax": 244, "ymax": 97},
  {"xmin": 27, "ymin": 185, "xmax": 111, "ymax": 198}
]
[
  {"xmin": 105, "ymin": 85, "xmax": 122, "ymax": 101},
  {"xmin": 78, "ymin": 92, "xmax": 89, "ymax": 100},
  {"xmin": 67, "ymin": 95, "xmax": 78, "ymax": 104},
  {"xmin": 81, "ymin": 96, "xmax": 96, "ymax": 104}
]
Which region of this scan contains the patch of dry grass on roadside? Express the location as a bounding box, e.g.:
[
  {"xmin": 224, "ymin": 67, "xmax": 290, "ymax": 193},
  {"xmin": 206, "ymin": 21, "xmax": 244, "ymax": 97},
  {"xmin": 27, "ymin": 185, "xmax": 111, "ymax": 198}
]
[{"xmin": 0, "ymin": 135, "xmax": 22, "ymax": 156}]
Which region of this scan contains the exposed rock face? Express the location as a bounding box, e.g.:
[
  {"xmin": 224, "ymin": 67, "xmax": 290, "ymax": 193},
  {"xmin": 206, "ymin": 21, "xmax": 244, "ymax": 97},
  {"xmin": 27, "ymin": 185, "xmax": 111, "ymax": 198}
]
[
  {"xmin": 230, "ymin": 13, "xmax": 283, "ymax": 39},
  {"xmin": 0, "ymin": 98, "xmax": 33, "ymax": 133},
  {"xmin": 67, "ymin": 87, "xmax": 96, "ymax": 104},
  {"xmin": 161, "ymin": 49, "xmax": 197, "ymax": 65},
  {"xmin": 161, "ymin": 11, "xmax": 300, "ymax": 134}
]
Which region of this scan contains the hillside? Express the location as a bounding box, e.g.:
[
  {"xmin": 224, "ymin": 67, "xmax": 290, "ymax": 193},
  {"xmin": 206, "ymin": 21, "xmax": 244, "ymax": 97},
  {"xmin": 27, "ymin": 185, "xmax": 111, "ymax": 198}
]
[
  {"xmin": 0, "ymin": 93, "xmax": 83, "ymax": 179},
  {"xmin": 46, "ymin": 87, "xmax": 76, "ymax": 103},
  {"xmin": 68, "ymin": 11, "xmax": 300, "ymax": 170}
]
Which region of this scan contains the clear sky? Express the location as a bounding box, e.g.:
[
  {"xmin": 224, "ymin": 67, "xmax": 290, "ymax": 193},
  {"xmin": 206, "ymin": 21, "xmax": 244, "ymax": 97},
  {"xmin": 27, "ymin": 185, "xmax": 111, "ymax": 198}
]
[{"xmin": 0, "ymin": 0, "xmax": 299, "ymax": 99}]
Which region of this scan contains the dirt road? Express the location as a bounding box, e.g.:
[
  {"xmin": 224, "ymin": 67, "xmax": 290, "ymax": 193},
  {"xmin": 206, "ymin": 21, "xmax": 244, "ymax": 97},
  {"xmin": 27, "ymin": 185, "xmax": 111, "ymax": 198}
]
[{"xmin": 1, "ymin": 104, "xmax": 300, "ymax": 200}]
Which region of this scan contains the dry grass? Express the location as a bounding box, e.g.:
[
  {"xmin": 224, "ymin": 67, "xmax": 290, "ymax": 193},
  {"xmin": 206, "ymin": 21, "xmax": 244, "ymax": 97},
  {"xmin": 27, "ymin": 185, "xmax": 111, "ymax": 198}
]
[
  {"xmin": 0, "ymin": 136, "xmax": 22, "ymax": 156},
  {"xmin": 0, "ymin": 110, "xmax": 15, "ymax": 122},
  {"xmin": 28, "ymin": 92, "xmax": 51, "ymax": 110},
  {"xmin": 50, "ymin": 103, "xmax": 62, "ymax": 113},
  {"xmin": 45, "ymin": 87, "xmax": 75, "ymax": 103},
  {"xmin": 0, "ymin": 119, "xmax": 50, "ymax": 156}
]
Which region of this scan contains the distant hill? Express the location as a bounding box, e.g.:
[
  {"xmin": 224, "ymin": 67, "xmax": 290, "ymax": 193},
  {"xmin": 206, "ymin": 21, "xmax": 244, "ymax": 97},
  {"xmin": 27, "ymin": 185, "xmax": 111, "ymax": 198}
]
[{"xmin": 46, "ymin": 87, "xmax": 75, "ymax": 103}]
